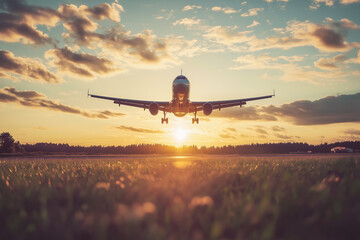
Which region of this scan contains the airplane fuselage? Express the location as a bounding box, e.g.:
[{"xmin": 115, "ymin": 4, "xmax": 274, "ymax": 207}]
[{"xmin": 172, "ymin": 75, "xmax": 190, "ymax": 117}]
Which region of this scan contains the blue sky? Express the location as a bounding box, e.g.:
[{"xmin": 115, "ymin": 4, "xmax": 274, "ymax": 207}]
[{"xmin": 0, "ymin": 0, "xmax": 360, "ymax": 146}]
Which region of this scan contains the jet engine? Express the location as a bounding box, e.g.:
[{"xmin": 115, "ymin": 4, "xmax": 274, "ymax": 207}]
[
  {"xmin": 203, "ymin": 102, "xmax": 213, "ymax": 116},
  {"xmin": 149, "ymin": 102, "xmax": 159, "ymax": 115}
]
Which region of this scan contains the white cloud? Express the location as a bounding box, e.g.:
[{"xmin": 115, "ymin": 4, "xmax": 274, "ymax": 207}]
[
  {"xmin": 230, "ymin": 53, "xmax": 347, "ymax": 84},
  {"xmin": 211, "ymin": 6, "xmax": 241, "ymax": 14},
  {"xmin": 340, "ymin": 0, "xmax": 360, "ymax": 3},
  {"xmin": 203, "ymin": 26, "xmax": 253, "ymax": 46},
  {"xmin": 173, "ymin": 18, "xmax": 201, "ymax": 27},
  {"xmin": 326, "ymin": 18, "xmax": 360, "ymax": 29},
  {"xmin": 314, "ymin": 54, "xmax": 346, "ymax": 70},
  {"xmin": 310, "ymin": 0, "xmax": 334, "ymax": 9},
  {"xmin": 241, "ymin": 8, "xmax": 264, "ymax": 17},
  {"xmin": 246, "ymin": 20, "xmax": 260, "ymax": 28},
  {"xmin": 183, "ymin": 5, "xmax": 202, "ymax": 11}
]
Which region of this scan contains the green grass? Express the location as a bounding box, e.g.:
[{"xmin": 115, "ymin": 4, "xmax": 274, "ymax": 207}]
[{"xmin": 1, "ymin": 155, "xmax": 360, "ymax": 240}]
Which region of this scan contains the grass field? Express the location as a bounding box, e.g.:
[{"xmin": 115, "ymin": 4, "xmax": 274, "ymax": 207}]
[{"xmin": 1, "ymin": 154, "xmax": 360, "ymax": 240}]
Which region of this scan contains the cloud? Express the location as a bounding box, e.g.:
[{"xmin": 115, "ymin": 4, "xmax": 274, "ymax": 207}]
[
  {"xmin": 115, "ymin": 125, "xmax": 165, "ymax": 133},
  {"xmin": 255, "ymin": 128, "xmax": 268, "ymax": 135},
  {"xmin": 95, "ymin": 29, "xmax": 174, "ymax": 65},
  {"xmin": 231, "ymin": 53, "xmax": 346, "ymax": 84},
  {"xmin": 219, "ymin": 127, "xmax": 238, "ymax": 139},
  {"xmin": 0, "ymin": 1, "xmax": 196, "ymax": 68},
  {"xmin": 343, "ymin": 129, "xmax": 360, "ymax": 135},
  {"xmin": 0, "ymin": 87, "xmax": 124, "ymax": 119},
  {"xmin": 271, "ymin": 126, "xmax": 286, "ymax": 132},
  {"xmin": 211, "ymin": 6, "xmax": 241, "ymax": 14},
  {"xmin": 312, "ymin": 27, "xmax": 346, "ymax": 49},
  {"xmin": 278, "ymin": 67, "xmax": 346, "ymax": 84},
  {"xmin": 246, "ymin": 125, "xmax": 269, "ymax": 136},
  {"xmin": 327, "ymin": 18, "xmax": 360, "ymax": 29},
  {"xmin": 0, "ymin": 15, "xmax": 53, "ymax": 44},
  {"xmin": 214, "ymin": 92, "xmax": 360, "ymax": 125},
  {"xmin": 310, "ymin": 0, "xmax": 334, "ymax": 9},
  {"xmin": 57, "ymin": 4, "xmax": 101, "ymax": 44},
  {"xmin": 0, "ymin": 0, "xmax": 59, "ymax": 44},
  {"xmin": 58, "ymin": 2, "xmax": 123, "ymax": 45},
  {"xmin": 155, "ymin": 9, "xmax": 174, "ymax": 20},
  {"xmin": 210, "ymin": 19, "xmax": 360, "ymax": 53},
  {"xmin": 314, "ymin": 54, "xmax": 346, "ymax": 70},
  {"xmin": 60, "ymin": 18, "xmax": 192, "ymax": 67},
  {"xmin": 4, "ymin": 87, "xmax": 45, "ymax": 99},
  {"xmin": 173, "ymin": 18, "xmax": 201, "ymax": 27},
  {"xmin": 241, "ymin": 8, "xmax": 264, "ymax": 17},
  {"xmin": 231, "ymin": 53, "xmax": 292, "ymax": 70},
  {"xmin": 0, "ymin": 1, "xmax": 125, "ymax": 45},
  {"xmin": 340, "ymin": 0, "xmax": 360, "ymax": 3},
  {"xmin": 45, "ymin": 47, "xmax": 120, "ymax": 78},
  {"xmin": 84, "ymin": 29, "xmax": 203, "ymax": 67},
  {"xmin": 182, "ymin": 5, "xmax": 202, "ymax": 11},
  {"xmin": 248, "ymin": 19, "xmax": 360, "ymax": 52},
  {"xmin": 248, "ymin": 125, "xmax": 295, "ymax": 140},
  {"xmin": 274, "ymin": 133, "xmax": 292, "ymax": 139},
  {"xmin": 212, "ymin": 106, "xmax": 277, "ymax": 121},
  {"xmin": 262, "ymin": 92, "xmax": 360, "ymax": 125},
  {"xmin": 219, "ymin": 133, "xmax": 236, "ymax": 139},
  {"xmin": 226, "ymin": 127, "xmax": 237, "ymax": 132},
  {"xmin": 0, "ymin": 0, "xmax": 60, "ymax": 26},
  {"xmin": 246, "ymin": 20, "xmax": 260, "ymax": 28},
  {"xmin": 0, "ymin": 50, "xmax": 62, "ymax": 83},
  {"xmin": 311, "ymin": 0, "xmax": 360, "ymax": 9},
  {"xmin": 85, "ymin": 3, "xmax": 124, "ymax": 22},
  {"xmin": 204, "ymin": 26, "xmax": 252, "ymax": 46}
]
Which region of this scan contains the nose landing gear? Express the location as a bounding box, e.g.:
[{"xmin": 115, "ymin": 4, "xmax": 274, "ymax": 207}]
[
  {"xmin": 161, "ymin": 111, "xmax": 168, "ymax": 124},
  {"xmin": 192, "ymin": 111, "xmax": 199, "ymax": 124}
]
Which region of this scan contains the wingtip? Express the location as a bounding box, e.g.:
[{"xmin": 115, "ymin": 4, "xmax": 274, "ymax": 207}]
[
  {"xmin": 87, "ymin": 89, "xmax": 90, "ymax": 98},
  {"xmin": 273, "ymin": 89, "xmax": 276, "ymax": 97}
]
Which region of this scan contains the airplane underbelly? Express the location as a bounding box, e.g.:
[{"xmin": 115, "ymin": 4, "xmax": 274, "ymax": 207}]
[
  {"xmin": 173, "ymin": 112, "xmax": 187, "ymax": 117},
  {"xmin": 172, "ymin": 102, "xmax": 188, "ymax": 117}
]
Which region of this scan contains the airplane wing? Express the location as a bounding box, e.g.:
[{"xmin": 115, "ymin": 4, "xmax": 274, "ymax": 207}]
[
  {"xmin": 190, "ymin": 92, "xmax": 275, "ymax": 112},
  {"xmin": 88, "ymin": 93, "xmax": 171, "ymax": 112}
]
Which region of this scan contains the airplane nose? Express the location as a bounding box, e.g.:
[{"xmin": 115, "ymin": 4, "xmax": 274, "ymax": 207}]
[{"xmin": 174, "ymin": 83, "xmax": 187, "ymax": 94}]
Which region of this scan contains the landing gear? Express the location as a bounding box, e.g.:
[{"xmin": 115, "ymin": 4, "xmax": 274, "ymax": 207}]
[
  {"xmin": 161, "ymin": 111, "xmax": 168, "ymax": 124},
  {"xmin": 192, "ymin": 111, "xmax": 199, "ymax": 124}
]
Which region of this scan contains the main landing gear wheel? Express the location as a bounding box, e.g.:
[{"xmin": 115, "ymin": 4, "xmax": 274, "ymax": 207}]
[
  {"xmin": 161, "ymin": 111, "xmax": 168, "ymax": 124},
  {"xmin": 192, "ymin": 111, "xmax": 199, "ymax": 124}
]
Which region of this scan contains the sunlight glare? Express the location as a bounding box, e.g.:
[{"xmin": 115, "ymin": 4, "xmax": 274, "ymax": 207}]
[{"xmin": 172, "ymin": 125, "xmax": 189, "ymax": 143}]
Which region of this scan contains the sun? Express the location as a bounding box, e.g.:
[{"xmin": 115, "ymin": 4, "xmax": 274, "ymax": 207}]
[{"xmin": 172, "ymin": 127, "xmax": 189, "ymax": 143}]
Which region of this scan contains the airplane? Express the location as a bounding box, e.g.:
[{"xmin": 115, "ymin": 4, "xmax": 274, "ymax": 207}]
[{"xmin": 88, "ymin": 74, "xmax": 274, "ymax": 124}]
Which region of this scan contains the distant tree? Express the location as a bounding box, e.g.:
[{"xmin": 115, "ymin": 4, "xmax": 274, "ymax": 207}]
[
  {"xmin": 0, "ymin": 132, "xmax": 15, "ymax": 153},
  {"xmin": 14, "ymin": 141, "xmax": 25, "ymax": 153}
]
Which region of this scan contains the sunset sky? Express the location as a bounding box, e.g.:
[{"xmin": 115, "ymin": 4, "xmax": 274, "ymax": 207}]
[{"xmin": 1, "ymin": 0, "xmax": 360, "ymax": 146}]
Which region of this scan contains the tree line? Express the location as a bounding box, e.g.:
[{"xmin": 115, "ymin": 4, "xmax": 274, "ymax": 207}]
[
  {"xmin": 21, "ymin": 141, "xmax": 360, "ymax": 154},
  {"xmin": 1, "ymin": 132, "xmax": 359, "ymax": 155}
]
